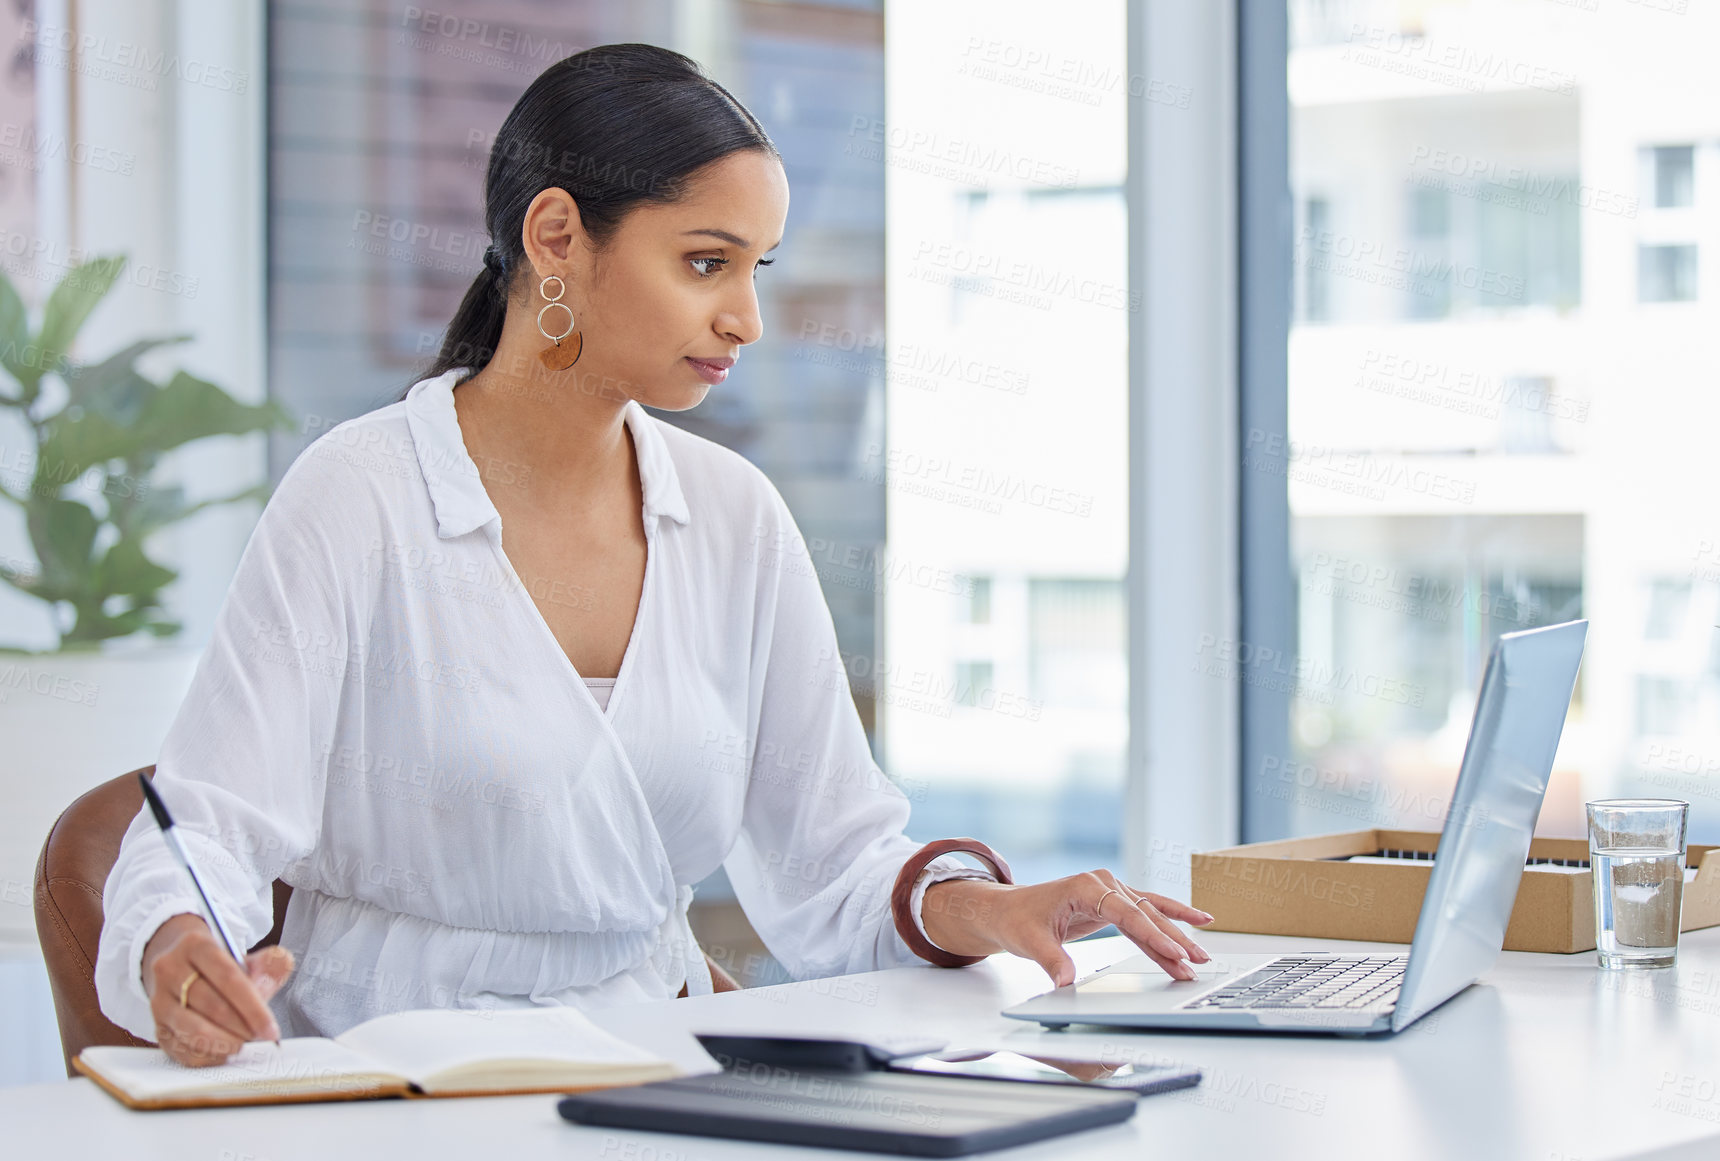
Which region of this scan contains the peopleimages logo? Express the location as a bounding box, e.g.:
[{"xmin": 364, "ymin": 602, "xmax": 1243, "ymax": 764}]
[
  {"xmin": 1407, "ymin": 145, "xmax": 1636, "ymax": 219},
  {"xmin": 861, "ymin": 442, "xmax": 1095, "ymax": 518},
  {"xmin": 1297, "ymin": 225, "xmax": 1525, "ymax": 301},
  {"xmin": 0, "ymin": 662, "xmax": 99, "ymax": 707},
  {"xmin": 0, "ymin": 122, "xmax": 136, "ymax": 175},
  {"xmin": 795, "ymin": 320, "xmax": 1031, "ymax": 395},
  {"xmin": 1304, "ymin": 551, "xmax": 1541, "ymax": 625},
  {"xmin": 909, "ymin": 239, "xmax": 1138, "ymax": 312},
  {"xmin": 846, "ymin": 116, "xmax": 1080, "ymax": 190},
  {"xmin": 1194, "ymin": 634, "xmax": 1426, "ymax": 708},
  {"xmin": 1353, "ymin": 349, "xmax": 1590, "ymax": 424},
  {"xmin": 20, "ymin": 19, "xmax": 250, "ymax": 94},
  {"xmin": 1243, "ymin": 429, "xmax": 1478, "ymax": 506},
  {"xmin": 1339, "ymin": 24, "xmax": 1577, "ymax": 95},
  {"xmin": 1211, "ymin": 855, "xmax": 1376, "ymax": 914},
  {"xmin": 815, "ymin": 647, "xmax": 1043, "ymax": 722}
]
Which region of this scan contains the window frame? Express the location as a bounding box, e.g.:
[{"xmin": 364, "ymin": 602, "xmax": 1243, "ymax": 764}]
[
  {"xmin": 1235, "ymin": 0, "xmax": 1293, "ymax": 843},
  {"xmin": 1122, "ymin": 1, "xmax": 1257, "ymax": 883}
]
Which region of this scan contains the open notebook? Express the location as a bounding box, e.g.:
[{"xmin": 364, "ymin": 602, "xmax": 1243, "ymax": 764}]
[{"xmin": 74, "ymin": 1006, "xmax": 682, "ymax": 1110}]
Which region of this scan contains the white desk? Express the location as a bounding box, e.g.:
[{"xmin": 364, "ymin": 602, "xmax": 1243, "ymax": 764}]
[{"xmin": 6, "ymin": 928, "xmax": 1720, "ymax": 1160}]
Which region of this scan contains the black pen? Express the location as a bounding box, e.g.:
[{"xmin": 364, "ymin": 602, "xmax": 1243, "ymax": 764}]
[{"xmin": 137, "ymin": 772, "xmax": 280, "ymax": 1047}]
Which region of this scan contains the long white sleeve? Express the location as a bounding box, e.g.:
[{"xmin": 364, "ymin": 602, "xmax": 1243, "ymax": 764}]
[
  {"xmin": 94, "ymin": 448, "xmax": 351, "ymax": 1041},
  {"xmin": 723, "ymin": 489, "xmax": 984, "ymax": 978}
]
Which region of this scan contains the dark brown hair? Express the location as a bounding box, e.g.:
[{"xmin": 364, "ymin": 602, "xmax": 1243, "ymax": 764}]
[{"xmin": 408, "ymin": 43, "xmax": 778, "ymax": 395}]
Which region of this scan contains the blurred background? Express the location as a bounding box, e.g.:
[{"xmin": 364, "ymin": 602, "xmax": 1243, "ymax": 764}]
[{"xmin": 3, "ymin": 0, "xmax": 1718, "ymax": 1086}]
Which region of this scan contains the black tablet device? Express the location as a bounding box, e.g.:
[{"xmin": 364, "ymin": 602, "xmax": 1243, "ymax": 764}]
[{"xmin": 557, "ymin": 1067, "xmax": 1137, "ymax": 1157}]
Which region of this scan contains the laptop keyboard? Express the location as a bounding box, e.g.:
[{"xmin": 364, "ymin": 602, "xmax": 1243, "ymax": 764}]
[{"xmin": 1179, "ymin": 955, "xmax": 1406, "ymax": 1011}]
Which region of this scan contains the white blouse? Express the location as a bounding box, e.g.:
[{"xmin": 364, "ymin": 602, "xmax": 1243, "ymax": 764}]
[{"xmin": 95, "ymin": 366, "xmax": 989, "ymax": 1043}]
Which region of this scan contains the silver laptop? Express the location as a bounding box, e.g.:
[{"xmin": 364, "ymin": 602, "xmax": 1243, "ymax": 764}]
[{"xmin": 1005, "ymin": 619, "xmax": 1588, "ymax": 1036}]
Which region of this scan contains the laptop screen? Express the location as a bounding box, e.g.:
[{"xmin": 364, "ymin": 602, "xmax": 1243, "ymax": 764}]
[{"xmin": 1393, "ymin": 619, "xmax": 1588, "ymax": 1031}]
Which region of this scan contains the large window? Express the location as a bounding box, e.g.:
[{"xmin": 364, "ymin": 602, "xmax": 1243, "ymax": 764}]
[
  {"xmin": 883, "ymin": 2, "xmax": 1128, "ymax": 885},
  {"xmin": 1266, "ymin": 0, "xmax": 1720, "ymax": 841}
]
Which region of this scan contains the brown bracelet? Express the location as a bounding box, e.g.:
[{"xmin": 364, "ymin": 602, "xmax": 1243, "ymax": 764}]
[{"xmin": 890, "ymin": 837, "xmax": 1015, "ymax": 968}]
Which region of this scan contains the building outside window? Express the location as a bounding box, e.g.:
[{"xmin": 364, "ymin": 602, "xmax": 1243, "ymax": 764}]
[{"xmin": 1278, "ymin": 0, "xmax": 1720, "ymax": 841}]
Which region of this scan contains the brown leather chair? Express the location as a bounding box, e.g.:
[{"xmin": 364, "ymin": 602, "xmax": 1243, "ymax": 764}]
[{"xmin": 34, "ymin": 765, "xmax": 738, "ymax": 1078}]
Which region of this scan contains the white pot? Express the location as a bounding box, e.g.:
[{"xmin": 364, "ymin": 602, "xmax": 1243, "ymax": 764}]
[{"xmin": 0, "ymin": 644, "xmax": 202, "ymax": 943}]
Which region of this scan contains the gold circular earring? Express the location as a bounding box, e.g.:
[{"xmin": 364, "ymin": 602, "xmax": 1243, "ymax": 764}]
[{"xmin": 536, "ymin": 274, "xmax": 583, "ymax": 370}]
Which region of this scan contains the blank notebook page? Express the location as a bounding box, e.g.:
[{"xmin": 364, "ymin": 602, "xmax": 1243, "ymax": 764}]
[
  {"xmin": 79, "ymin": 1038, "xmax": 393, "ymax": 1101},
  {"xmin": 333, "ymin": 1006, "xmax": 666, "ymax": 1083}
]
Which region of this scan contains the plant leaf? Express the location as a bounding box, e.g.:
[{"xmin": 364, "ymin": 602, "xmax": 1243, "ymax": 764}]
[
  {"xmin": 37, "ymin": 255, "xmax": 126, "ymax": 373},
  {"xmin": 134, "ymin": 370, "xmax": 292, "ymax": 452},
  {"xmin": 124, "ymin": 481, "xmax": 188, "ymax": 536},
  {"xmin": 0, "ymin": 269, "xmax": 30, "ymax": 396},
  {"xmin": 94, "ymin": 535, "xmax": 178, "ymax": 597},
  {"xmin": 25, "ymin": 496, "xmax": 98, "ymax": 602},
  {"xmin": 34, "ymin": 409, "xmax": 141, "ymax": 491},
  {"xmin": 62, "ymin": 336, "xmax": 192, "ymax": 423},
  {"xmin": 63, "ymin": 604, "xmax": 160, "ymax": 645},
  {"xmin": 179, "ymin": 481, "xmax": 272, "ymax": 521}
]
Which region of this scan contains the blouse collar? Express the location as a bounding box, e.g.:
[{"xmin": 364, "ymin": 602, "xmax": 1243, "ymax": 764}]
[{"xmin": 403, "ymin": 365, "xmax": 691, "ymax": 539}]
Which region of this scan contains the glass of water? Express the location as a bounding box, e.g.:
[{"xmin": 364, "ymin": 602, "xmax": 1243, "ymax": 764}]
[{"xmin": 1587, "ymin": 798, "xmax": 1690, "ymax": 969}]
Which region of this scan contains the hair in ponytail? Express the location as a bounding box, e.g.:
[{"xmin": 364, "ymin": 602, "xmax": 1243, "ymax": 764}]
[{"xmin": 406, "ymin": 43, "xmax": 779, "ymax": 398}]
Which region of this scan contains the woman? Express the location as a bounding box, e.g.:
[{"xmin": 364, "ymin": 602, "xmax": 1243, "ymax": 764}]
[{"xmin": 95, "ymin": 43, "xmax": 1212, "ymax": 1068}]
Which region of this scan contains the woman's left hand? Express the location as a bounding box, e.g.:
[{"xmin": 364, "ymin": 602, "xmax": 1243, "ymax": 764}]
[{"xmin": 919, "ymin": 870, "xmax": 1215, "ymax": 987}]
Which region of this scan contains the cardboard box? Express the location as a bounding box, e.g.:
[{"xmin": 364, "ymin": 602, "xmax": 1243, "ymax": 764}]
[{"xmin": 1189, "ymin": 828, "xmax": 1720, "ymax": 954}]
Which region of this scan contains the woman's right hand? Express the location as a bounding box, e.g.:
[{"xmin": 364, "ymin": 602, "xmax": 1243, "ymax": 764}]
[{"xmin": 141, "ymin": 913, "xmax": 295, "ymax": 1067}]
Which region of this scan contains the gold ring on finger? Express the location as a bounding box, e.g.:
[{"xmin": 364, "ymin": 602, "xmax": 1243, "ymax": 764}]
[
  {"xmin": 1094, "ymin": 887, "xmax": 1120, "ymax": 920},
  {"xmin": 178, "ymin": 968, "xmax": 201, "ymax": 1008}
]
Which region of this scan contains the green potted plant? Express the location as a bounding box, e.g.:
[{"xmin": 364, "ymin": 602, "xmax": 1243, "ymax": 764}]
[{"xmin": 0, "ymin": 255, "xmax": 290, "ymax": 652}]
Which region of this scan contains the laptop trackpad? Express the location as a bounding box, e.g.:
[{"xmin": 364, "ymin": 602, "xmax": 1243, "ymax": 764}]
[{"xmin": 1078, "ymin": 955, "xmax": 1236, "ymax": 992}]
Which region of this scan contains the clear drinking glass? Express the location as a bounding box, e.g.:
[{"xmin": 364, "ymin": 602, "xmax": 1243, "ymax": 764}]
[{"xmin": 1587, "ymin": 798, "xmax": 1690, "ymax": 969}]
